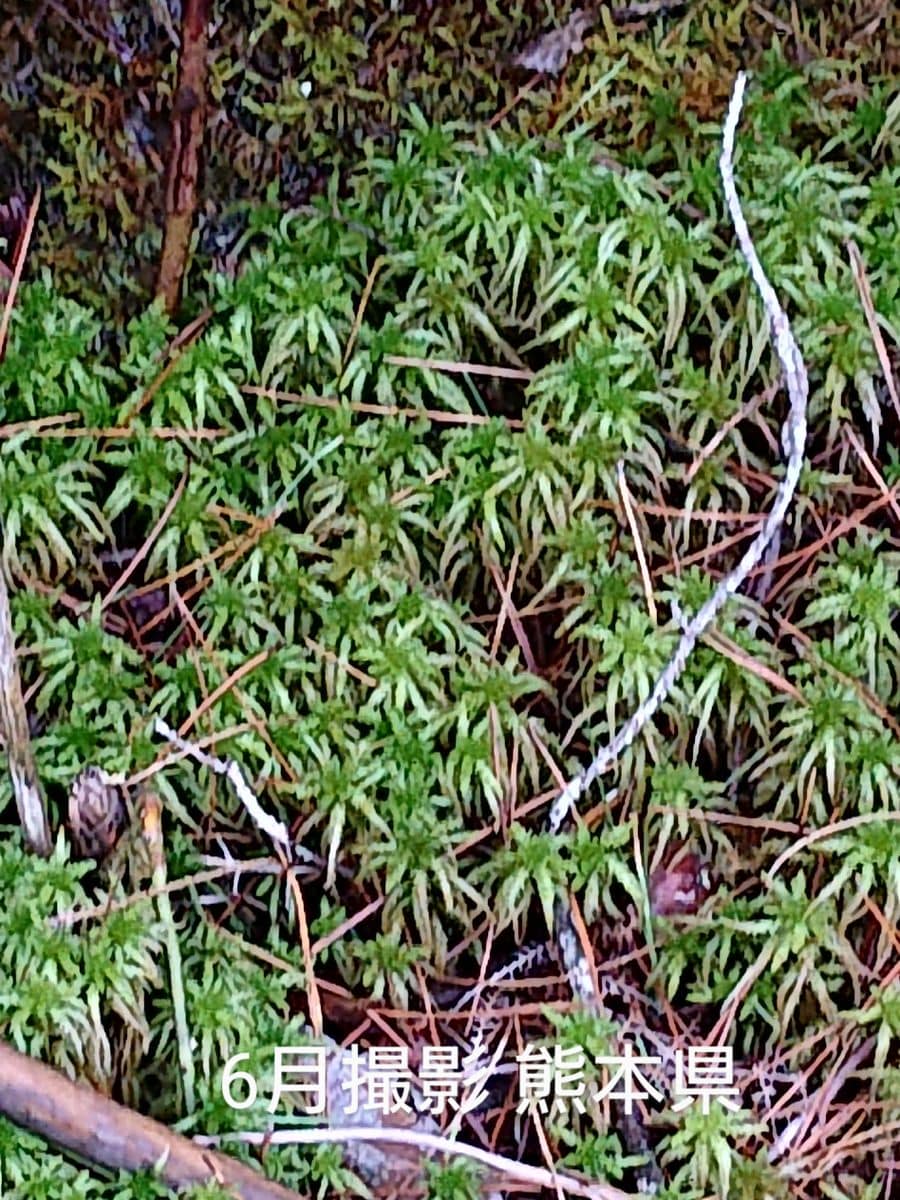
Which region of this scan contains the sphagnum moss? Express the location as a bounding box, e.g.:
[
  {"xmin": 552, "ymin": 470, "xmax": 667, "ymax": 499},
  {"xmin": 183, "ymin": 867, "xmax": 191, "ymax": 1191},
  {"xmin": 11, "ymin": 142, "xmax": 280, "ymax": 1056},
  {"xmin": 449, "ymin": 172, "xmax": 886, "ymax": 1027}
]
[{"xmin": 0, "ymin": 4, "xmax": 898, "ymax": 1198}]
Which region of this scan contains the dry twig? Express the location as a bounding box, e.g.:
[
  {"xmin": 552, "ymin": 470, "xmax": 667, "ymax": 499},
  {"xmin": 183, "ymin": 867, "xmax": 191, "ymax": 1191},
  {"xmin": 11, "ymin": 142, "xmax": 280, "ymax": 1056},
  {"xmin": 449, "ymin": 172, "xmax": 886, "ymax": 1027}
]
[
  {"xmin": 142, "ymin": 789, "xmax": 196, "ymax": 1114},
  {"xmin": 154, "ymin": 718, "xmax": 291, "ymax": 848},
  {"xmin": 156, "ymin": 0, "xmax": 210, "ymax": 314},
  {"xmin": 846, "ymin": 239, "xmax": 900, "ymax": 423},
  {"xmin": 0, "ymin": 1040, "xmax": 300, "ymax": 1200},
  {"xmin": 0, "ymin": 188, "xmax": 40, "ymax": 362},
  {"xmin": 196, "ymin": 1125, "xmax": 636, "ymax": 1200},
  {"xmin": 0, "ymin": 565, "xmax": 51, "ymax": 855}
]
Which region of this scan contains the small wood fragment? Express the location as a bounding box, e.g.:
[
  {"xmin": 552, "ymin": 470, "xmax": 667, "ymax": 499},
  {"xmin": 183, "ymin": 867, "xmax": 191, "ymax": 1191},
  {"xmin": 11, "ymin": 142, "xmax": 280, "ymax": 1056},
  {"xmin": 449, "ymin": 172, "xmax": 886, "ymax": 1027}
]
[{"xmin": 0, "ymin": 1040, "xmax": 303, "ymax": 1200}]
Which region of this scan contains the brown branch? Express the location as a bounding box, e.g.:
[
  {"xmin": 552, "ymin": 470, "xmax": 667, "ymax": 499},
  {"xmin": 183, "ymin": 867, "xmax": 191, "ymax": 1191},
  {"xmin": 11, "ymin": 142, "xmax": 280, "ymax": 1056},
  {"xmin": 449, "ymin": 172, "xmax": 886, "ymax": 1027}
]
[
  {"xmin": 0, "ymin": 1040, "xmax": 304, "ymax": 1200},
  {"xmin": 0, "ymin": 187, "xmax": 40, "ymax": 362},
  {"xmin": 156, "ymin": 0, "xmax": 210, "ymax": 315}
]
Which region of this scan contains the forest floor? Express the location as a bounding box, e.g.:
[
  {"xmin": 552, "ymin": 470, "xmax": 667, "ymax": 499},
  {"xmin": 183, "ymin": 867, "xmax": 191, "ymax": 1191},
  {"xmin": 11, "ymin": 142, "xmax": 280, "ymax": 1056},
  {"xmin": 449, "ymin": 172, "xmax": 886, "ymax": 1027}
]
[{"xmin": 0, "ymin": 3, "xmax": 898, "ymax": 1199}]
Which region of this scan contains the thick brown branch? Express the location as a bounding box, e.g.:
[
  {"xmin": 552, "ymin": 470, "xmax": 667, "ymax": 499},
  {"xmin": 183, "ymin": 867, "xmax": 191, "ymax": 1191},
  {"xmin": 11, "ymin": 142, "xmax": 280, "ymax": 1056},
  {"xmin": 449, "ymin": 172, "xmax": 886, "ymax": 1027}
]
[
  {"xmin": 156, "ymin": 0, "xmax": 210, "ymax": 315},
  {"xmin": 0, "ymin": 1041, "xmax": 304, "ymax": 1200}
]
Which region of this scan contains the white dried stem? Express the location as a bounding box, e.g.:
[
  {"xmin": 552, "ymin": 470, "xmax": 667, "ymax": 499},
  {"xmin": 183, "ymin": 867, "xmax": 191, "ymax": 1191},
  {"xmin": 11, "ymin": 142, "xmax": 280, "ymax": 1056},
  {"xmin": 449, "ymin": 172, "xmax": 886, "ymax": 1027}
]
[
  {"xmin": 194, "ymin": 1126, "xmax": 634, "ymax": 1200},
  {"xmin": 454, "ymin": 941, "xmax": 551, "ymax": 1013},
  {"xmin": 547, "ymin": 70, "xmax": 809, "ymax": 838},
  {"xmin": 550, "ymin": 72, "xmax": 810, "ymax": 1193},
  {"xmin": 153, "ymin": 718, "xmax": 292, "ymax": 850}
]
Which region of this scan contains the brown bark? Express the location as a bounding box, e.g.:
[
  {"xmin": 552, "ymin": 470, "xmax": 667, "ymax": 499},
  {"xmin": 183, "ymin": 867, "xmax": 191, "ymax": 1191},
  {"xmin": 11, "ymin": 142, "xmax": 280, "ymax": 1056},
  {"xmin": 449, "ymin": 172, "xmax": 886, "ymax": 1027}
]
[
  {"xmin": 0, "ymin": 1041, "xmax": 304, "ymax": 1200},
  {"xmin": 156, "ymin": 0, "xmax": 210, "ymax": 315}
]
